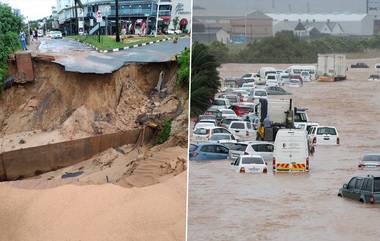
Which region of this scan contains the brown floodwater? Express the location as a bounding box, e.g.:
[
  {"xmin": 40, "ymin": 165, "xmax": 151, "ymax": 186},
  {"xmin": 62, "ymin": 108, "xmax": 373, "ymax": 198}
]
[{"xmin": 188, "ymin": 59, "xmax": 380, "ymax": 241}]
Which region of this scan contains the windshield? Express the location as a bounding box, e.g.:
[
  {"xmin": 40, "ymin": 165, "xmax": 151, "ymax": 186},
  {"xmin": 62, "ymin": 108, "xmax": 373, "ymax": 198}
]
[
  {"xmin": 375, "ymin": 178, "xmax": 380, "ymax": 192},
  {"xmin": 242, "ymin": 157, "xmax": 264, "ymax": 165},
  {"xmin": 222, "ymin": 110, "xmax": 235, "ymax": 115},
  {"xmin": 229, "ymin": 143, "xmax": 248, "ymax": 151},
  {"xmin": 317, "ymin": 127, "xmax": 337, "ymax": 135},
  {"xmin": 230, "ymin": 122, "xmax": 245, "ymax": 129},
  {"xmin": 267, "ymin": 75, "xmax": 276, "ymax": 80},
  {"xmin": 210, "ymin": 135, "xmax": 230, "ymax": 141},
  {"xmin": 193, "ymin": 128, "xmax": 210, "ymax": 135},
  {"xmin": 213, "ymin": 99, "xmax": 226, "ymax": 106},
  {"xmin": 363, "ymin": 155, "xmax": 380, "ymax": 162},
  {"xmin": 255, "ymin": 91, "xmax": 267, "ymax": 96}
]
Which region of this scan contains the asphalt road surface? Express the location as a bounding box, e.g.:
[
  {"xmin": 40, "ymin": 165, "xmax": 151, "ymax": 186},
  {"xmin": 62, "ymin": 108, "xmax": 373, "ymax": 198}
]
[{"xmin": 38, "ymin": 37, "xmax": 190, "ymax": 74}]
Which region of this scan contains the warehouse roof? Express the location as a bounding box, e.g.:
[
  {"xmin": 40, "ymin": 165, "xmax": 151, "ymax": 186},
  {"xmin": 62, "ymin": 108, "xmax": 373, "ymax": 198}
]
[{"xmin": 267, "ymin": 13, "xmax": 370, "ymax": 22}]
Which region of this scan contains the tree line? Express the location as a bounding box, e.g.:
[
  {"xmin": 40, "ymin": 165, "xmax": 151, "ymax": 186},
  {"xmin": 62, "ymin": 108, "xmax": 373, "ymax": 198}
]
[{"xmin": 208, "ymin": 31, "xmax": 380, "ymax": 63}]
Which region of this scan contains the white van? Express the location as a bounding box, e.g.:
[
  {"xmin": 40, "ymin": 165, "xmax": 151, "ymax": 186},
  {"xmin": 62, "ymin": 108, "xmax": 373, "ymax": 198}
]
[
  {"xmin": 273, "ymin": 129, "xmax": 310, "ymax": 172},
  {"xmin": 258, "ymin": 67, "xmax": 276, "ymax": 85}
]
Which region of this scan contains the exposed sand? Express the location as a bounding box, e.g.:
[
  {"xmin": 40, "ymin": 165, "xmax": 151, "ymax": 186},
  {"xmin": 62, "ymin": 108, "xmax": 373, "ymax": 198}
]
[{"xmin": 0, "ymin": 172, "xmax": 186, "ymax": 241}]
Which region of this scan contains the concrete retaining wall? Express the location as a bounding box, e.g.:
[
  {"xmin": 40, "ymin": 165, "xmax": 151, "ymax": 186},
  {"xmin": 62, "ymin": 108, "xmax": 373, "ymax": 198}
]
[{"xmin": 0, "ymin": 128, "xmax": 153, "ymax": 181}]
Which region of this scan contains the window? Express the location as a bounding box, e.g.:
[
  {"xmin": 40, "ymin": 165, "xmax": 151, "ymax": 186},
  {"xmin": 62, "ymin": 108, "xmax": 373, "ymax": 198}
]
[
  {"xmin": 347, "ymin": 178, "xmax": 356, "ymax": 189},
  {"xmin": 189, "ymin": 144, "xmax": 197, "ymax": 152},
  {"xmin": 210, "ymin": 135, "xmax": 230, "ymax": 141},
  {"xmin": 242, "ymin": 157, "xmax": 264, "ymax": 165},
  {"xmin": 317, "ymin": 127, "xmax": 337, "ymax": 135},
  {"xmin": 200, "ymin": 145, "xmax": 216, "ymax": 153},
  {"xmin": 252, "ymin": 144, "xmax": 274, "ymax": 152},
  {"xmin": 355, "ymin": 178, "xmax": 364, "ymax": 189},
  {"xmin": 374, "ymin": 178, "xmax": 380, "ymax": 192},
  {"xmin": 230, "ymin": 122, "xmax": 245, "ymax": 129},
  {"xmin": 213, "ymin": 100, "xmax": 226, "ymax": 106},
  {"xmin": 215, "ymin": 145, "xmax": 229, "ymax": 154},
  {"xmin": 194, "ymin": 129, "xmax": 209, "ymax": 135},
  {"xmin": 233, "ymin": 158, "xmax": 240, "ymax": 166},
  {"xmin": 229, "ymin": 143, "xmax": 248, "ymax": 151},
  {"xmin": 362, "ymin": 178, "xmax": 373, "ymax": 192},
  {"xmin": 363, "ymin": 155, "xmax": 380, "ymax": 162}
]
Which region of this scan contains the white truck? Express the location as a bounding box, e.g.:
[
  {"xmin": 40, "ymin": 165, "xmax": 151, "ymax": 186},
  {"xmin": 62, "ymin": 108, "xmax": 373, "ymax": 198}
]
[
  {"xmin": 258, "ymin": 67, "xmax": 276, "ymax": 85},
  {"xmin": 317, "ymin": 54, "xmax": 347, "ymax": 82}
]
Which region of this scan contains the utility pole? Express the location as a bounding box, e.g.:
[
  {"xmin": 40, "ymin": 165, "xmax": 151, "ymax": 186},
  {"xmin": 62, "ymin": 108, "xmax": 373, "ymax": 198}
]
[
  {"xmin": 115, "ymin": 0, "xmax": 120, "ymax": 42},
  {"xmin": 74, "ymin": 0, "xmax": 78, "ymax": 35},
  {"xmin": 155, "ymin": 1, "xmax": 160, "ymax": 37}
]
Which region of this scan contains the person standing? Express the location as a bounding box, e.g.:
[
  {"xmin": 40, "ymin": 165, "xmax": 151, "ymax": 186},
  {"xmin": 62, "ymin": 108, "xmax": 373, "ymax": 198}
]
[{"xmin": 19, "ymin": 31, "xmax": 27, "ymax": 50}]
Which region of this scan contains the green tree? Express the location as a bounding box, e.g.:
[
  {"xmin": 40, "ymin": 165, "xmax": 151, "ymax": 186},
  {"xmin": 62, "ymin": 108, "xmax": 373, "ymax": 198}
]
[
  {"xmin": 0, "ymin": 3, "xmax": 23, "ymax": 91},
  {"xmin": 172, "ymin": 16, "xmax": 179, "ymax": 30},
  {"xmin": 191, "ymin": 42, "xmax": 221, "ymax": 117},
  {"xmin": 176, "ymin": 47, "xmax": 189, "ymax": 90}
]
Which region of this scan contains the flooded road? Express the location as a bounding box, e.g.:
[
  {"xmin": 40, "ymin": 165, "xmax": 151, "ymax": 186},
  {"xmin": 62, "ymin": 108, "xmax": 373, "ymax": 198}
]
[{"xmin": 188, "ymin": 59, "xmax": 380, "ymax": 241}]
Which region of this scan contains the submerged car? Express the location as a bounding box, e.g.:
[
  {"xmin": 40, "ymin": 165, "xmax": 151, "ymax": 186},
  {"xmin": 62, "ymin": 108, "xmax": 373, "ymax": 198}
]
[
  {"xmin": 230, "ymin": 155, "xmax": 268, "ymax": 174},
  {"xmin": 368, "ymin": 74, "xmax": 380, "ymax": 81},
  {"xmin": 189, "ymin": 143, "xmax": 230, "ymax": 161},
  {"xmin": 338, "ymin": 175, "xmax": 380, "ymax": 204},
  {"xmin": 266, "ymin": 86, "xmax": 292, "ymax": 95},
  {"xmin": 358, "ymin": 154, "xmax": 380, "ymax": 170}
]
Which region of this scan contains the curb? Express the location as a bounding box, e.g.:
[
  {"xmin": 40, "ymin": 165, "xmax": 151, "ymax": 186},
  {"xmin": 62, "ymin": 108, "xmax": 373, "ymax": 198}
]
[{"xmin": 74, "ymin": 36, "xmax": 185, "ymax": 53}]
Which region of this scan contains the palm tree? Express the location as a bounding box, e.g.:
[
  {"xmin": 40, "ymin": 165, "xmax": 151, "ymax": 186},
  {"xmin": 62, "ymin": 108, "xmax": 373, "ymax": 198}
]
[{"xmin": 190, "ymin": 42, "xmax": 221, "ymax": 117}]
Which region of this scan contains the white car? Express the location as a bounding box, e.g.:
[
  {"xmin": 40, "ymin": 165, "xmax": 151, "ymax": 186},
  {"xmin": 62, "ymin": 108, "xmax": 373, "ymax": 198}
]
[
  {"xmin": 241, "ymin": 82, "xmax": 256, "ymax": 89},
  {"xmin": 310, "ymin": 126, "xmax": 340, "ymax": 146},
  {"xmin": 194, "ymin": 122, "xmax": 216, "ymax": 131},
  {"xmin": 211, "ymin": 98, "xmax": 230, "ymax": 110},
  {"xmin": 368, "ymin": 74, "xmax": 380, "ymax": 81},
  {"xmin": 288, "ymin": 79, "xmax": 302, "ymax": 87},
  {"xmin": 228, "ymin": 121, "xmax": 256, "ymax": 141},
  {"xmin": 228, "ymin": 141, "xmax": 274, "ymax": 162},
  {"xmin": 230, "ymin": 155, "xmax": 268, "ymax": 174},
  {"xmin": 209, "ymin": 133, "xmax": 237, "ymax": 144},
  {"xmin": 51, "ymin": 31, "xmax": 63, "ymax": 39},
  {"xmin": 220, "ymin": 109, "xmax": 238, "ymax": 119},
  {"xmin": 252, "ymin": 89, "xmax": 268, "ymax": 100},
  {"xmin": 301, "ymin": 71, "xmax": 311, "ymax": 82},
  {"xmin": 241, "ymin": 73, "xmax": 259, "ymax": 83},
  {"xmin": 266, "ymin": 79, "xmax": 279, "ymax": 87},
  {"xmin": 192, "ymin": 127, "xmax": 234, "ymax": 142}
]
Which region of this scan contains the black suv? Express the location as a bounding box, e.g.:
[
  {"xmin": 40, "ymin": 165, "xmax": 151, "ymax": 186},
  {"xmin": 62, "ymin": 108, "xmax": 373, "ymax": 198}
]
[{"xmin": 338, "ymin": 175, "xmax": 380, "ymax": 204}]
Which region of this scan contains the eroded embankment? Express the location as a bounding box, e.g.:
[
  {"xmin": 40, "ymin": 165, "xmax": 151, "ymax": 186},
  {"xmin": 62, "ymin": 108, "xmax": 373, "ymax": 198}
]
[{"xmin": 0, "ymin": 56, "xmax": 188, "ymax": 186}]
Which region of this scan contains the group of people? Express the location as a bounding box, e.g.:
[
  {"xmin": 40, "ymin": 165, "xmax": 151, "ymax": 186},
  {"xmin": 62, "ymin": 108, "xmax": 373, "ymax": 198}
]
[{"xmin": 19, "ymin": 29, "xmax": 39, "ymax": 51}]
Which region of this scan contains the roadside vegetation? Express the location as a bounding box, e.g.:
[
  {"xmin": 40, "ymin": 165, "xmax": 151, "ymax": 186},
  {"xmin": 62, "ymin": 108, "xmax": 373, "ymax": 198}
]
[
  {"xmin": 155, "ymin": 119, "xmax": 172, "ymax": 145},
  {"xmin": 69, "ymin": 35, "xmax": 173, "ymax": 51},
  {"xmin": 0, "ymin": 3, "xmax": 22, "ymax": 92},
  {"xmin": 190, "ymin": 42, "xmax": 221, "ymax": 117},
  {"xmin": 209, "ymin": 31, "xmax": 380, "ymax": 63},
  {"xmin": 176, "ymin": 47, "xmax": 190, "ymax": 90}
]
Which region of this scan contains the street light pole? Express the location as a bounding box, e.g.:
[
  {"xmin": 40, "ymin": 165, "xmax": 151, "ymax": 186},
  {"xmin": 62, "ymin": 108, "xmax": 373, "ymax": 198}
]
[
  {"xmin": 155, "ymin": 1, "xmax": 160, "ymax": 37},
  {"xmin": 115, "ymin": 0, "xmax": 120, "ymax": 42}
]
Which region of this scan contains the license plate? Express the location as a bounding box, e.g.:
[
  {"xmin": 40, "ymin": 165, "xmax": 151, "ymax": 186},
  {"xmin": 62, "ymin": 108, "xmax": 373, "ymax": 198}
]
[
  {"xmin": 324, "ymin": 137, "xmax": 330, "ymax": 140},
  {"xmin": 249, "ymin": 168, "xmax": 260, "ymax": 172}
]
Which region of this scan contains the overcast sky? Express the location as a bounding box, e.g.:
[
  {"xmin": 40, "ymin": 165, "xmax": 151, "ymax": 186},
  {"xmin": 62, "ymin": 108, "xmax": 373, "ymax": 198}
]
[
  {"xmin": 1, "ymin": 0, "xmax": 56, "ymax": 20},
  {"xmin": 194, "ymin": 0, "xmax": 368, "ymax": 16}
]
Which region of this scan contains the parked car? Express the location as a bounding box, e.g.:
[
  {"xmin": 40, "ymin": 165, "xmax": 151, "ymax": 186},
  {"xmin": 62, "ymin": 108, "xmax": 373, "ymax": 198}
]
[
  {"xmin": 242, "ymin": 113, "xmax": 260, "ymax": 130},
  {"xmin": 266, "ymin": 79, "xmax": 279, "ymax": 87},
  {"xmin": 252, "ymin": 89, "xmax": 268, "ymax": 100},
  {"xmin": 211, "ymin": 98, "xmax": 231, "ymax": 110},
  {"xmin": 209, "ymin": 133, "xmax": 237, "ymax": 143},
  {"xmin": 266, "ymin": 86, "xmax": 292, "ymax": 95},
  {"xmin": 288, "ymin": 79, "xmax": 302, "ymax": 87},
  {"xmin": 220, "ymin": 117, "xmax": 241, "ymax": 129},
  {"xmin": 189, "ymin": 143, "xmax": 230, "ymax": 161},
  {"xmin": 228, "ymin": 121, "xmax": 256, "ymax": 141},
  {"xmin": 223, "ymin": 94, "xmax": 240, "ymax": 104},
  {"xmin": 358, "ymin": 154, "xmax": 380, "ymax": 169},
  {"xmin": 351, "ymin": 63, "xmax": 369, "ymax": 68},
  {"xmin": 192, "ymin": 126, "xmax": 234, "ymax": 142},
  {"xmin": 230, "ymin": 104, "xmax": 254, "ymax": 117},
  {"xmin": 230, "ymin": 155, "xmax": 268, "ymax": 173},
  {"xmin": 241, "ymin": 82, "xmax": 256, "ymax": 89},
  {"xmin": 338, "ymin": 175, "xmax": 380, "ymax": 204},
  {"xmin": 220, "ymin": 109, "xmax": 238, "ymax": 119},
  {"xmin": 229, "ymin": 141, "xmax": 274, "ymax": 162},
  {"xmin": 194, "ymin": 122, "xmax": 215, "ymax": 131},
  {"xmin": 310, "ymin": 126, "xmax": 340, "ymax": 146},
  {"xmin": 368, "ymin": 74, "xmax": 380, "ymax": 81},
  {"xmin": 51, "ymin": 31, "xmax": 63, "ymax": 39}
]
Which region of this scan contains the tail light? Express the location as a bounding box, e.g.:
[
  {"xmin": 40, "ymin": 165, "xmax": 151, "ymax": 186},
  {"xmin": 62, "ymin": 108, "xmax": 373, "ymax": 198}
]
[
  {"xmin": 306, "ymin": 157, "xmax": 309, "ymax": 171},
  {"xmin": 273, "ymin": 157, "xmax": 276, "ymax": 171},
  {"xmin": 263, "ymin": 167, "xmax": 268, "ymax": 173},
  {"xmin": 312, "ymin": 137, "xmax": 317, "ymax": 144},
  {"xmin": 191, "ymin": 152, "xmax": 198, "ymax": 157},
  {"xmin": 370, "ymin": 194, "xmax": 375, "ymax": 204},
  {"xmin": 240, "ymin": 167, "xmax": 245, "ymax": 173},
  {"xmin": 337, "ymin": 137, "xmax": 340, "ymax": 145}
]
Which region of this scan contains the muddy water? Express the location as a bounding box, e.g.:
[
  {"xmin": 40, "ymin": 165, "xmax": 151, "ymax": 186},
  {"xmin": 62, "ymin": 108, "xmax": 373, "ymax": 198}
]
[{"xmin": 188, "ymin": 59, "xmax": 380, "ymax": 241}]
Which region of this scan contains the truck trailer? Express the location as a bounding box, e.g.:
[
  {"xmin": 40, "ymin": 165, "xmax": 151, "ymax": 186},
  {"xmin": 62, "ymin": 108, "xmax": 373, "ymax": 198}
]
[{"xmin": 317, "ymin": 54, "xmax": 347, "ymax": 82}]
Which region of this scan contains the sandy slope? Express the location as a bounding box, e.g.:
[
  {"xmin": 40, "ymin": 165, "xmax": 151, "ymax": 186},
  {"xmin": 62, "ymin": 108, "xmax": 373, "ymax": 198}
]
[{"xmin": 0, "ymin": 172, "xmax": 186, "ymax": 241}]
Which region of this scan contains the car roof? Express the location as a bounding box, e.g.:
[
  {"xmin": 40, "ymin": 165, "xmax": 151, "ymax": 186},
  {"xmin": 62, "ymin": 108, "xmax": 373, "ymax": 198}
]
[
  {"xmin": 317, "ymin": 126, "xmax": 336, "ymax": 129},
  {"xmin": 239, "ymin": 141, "xmax": 273, "ymax": 145},
  {"xmin": 240, "ymin": 154, "xmax": 264, "ymax": 159},
  {"xmin": 364, "ymin": 153, "xmax": 380, "ymax": 156}
]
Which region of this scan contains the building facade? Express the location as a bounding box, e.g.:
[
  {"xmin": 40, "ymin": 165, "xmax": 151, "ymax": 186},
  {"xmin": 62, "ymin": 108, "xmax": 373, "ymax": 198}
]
[{"xmin": 56, "ymin": 0, "xmax": 174, "ymax": 35}]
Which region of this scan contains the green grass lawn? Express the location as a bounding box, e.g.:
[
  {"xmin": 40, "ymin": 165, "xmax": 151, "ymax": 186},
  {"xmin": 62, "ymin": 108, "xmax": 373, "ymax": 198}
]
[{"xmin": 68, "ymin": 35, "xmax": 179, "ymax": 50}]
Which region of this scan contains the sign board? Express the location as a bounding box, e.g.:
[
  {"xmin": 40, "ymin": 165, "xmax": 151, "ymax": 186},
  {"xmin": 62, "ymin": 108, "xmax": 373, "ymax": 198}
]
[
  {"xmin": 96, "ymin": 10, "xmax": 102, "ymax": 23},
  {"xmin": 90, "ymin": 19, "xmax": 94, "ymax": 26},
  {"xmin": 368, "ymin": 0, "xmax": 380, "ymax": 17},
  {"xmin": 78, "ymin": 20, "xmax": 84, "ymax": 28}
]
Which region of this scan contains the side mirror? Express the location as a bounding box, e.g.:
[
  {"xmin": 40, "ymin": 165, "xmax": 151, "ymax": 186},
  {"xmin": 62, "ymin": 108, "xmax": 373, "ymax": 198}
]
[{"xmin": 343, "ymin": 184, "xmax": 348, "ymax": 189}]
